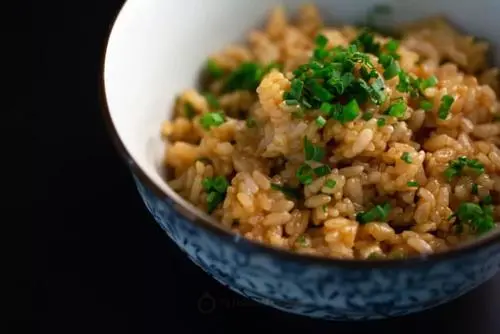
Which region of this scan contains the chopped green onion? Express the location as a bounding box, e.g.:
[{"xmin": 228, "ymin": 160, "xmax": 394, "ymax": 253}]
[
  {"xmin": 356, "ymin": 202, "xmax": 391, "ymax": 224},
  {"xmin": 444, "ymin": 156, "xmax": 485, "ymax": 181},
  {"xmin": 207, "ymin": 59, "xmax": 224, "ymax": 78},
  {"xmin": 290, "ymin": 79, "xmax": 304, "ymax": 98},
  {"xmin": 396, "ymin": 71, "xmax": 411, "ymax": 93},
  {"xmin": 315, "ymin": 116, "xmax": 327, "ymax": 128},
  {"xmin": 296, "ymin": 235, "xmax": 309, "ymax": 247},
  {"xmin": 420, "ymin": 100, "xmax": 433, "ymax": 111},
  {"xmin": 420, "ymin": 75, "xmax": 438, "ymax": 90},
  {"xmin": 206, "ymin": 192, "xmax": 225, "ymax": 213},
  {"xmin": 202, "ymin": 175, "xmax": 229, "ymax": 213},
  {"xmin": 482, "ymin": 195, "xmax": 493, "ymax": 205},
  {"xmin": 388, "ymin": 250, "xmax": 406, "ymax": 259},
  {"xmin": 304, "ymin": 137, "xmax": 325, "ymax": 162},
  {"xmin": 325, "ymin": 179, "xmax": 337, "ymax": 188},
  {"xmin": 315, "ymin": 34, "xmax": 329, "ymax": 48},
  {"xmin": 184, "ymin": 103, "xmax": 196, "ymax": 119},
  {"xmin": 285, "ymin": 99, "xmax": 299, "ymax": 106},
  {"xmin": 246, "ymin": 116, "xmax": 257, "ymax": 128},
  {"xmin": 455, "ymin": 202, "xmax": 495, "ymax": 234},
  {"xmin": 362, "ymin": 112, "xmax": 373, "ymax": 121},
  {"xmin": 385, "ymin": 39, "xmax": 399, "ymax": 53},
  {"xmin": 401, "ymin": 152, "xmax": 413, "ymax": 164},
  {"xmin": 407, "ymin": 181, "xmax": 419, "ymax": 187},
  {"xmin": 204, "ymin": 93, "xmax": 220, "ymax": 109},
  {"xmin": 379, "ymin": 54, "xmax": 400, "ymax": 80},
  {"xmin": 377, "ymin": 118, "xmax": 386, "ymax": 127},
  {"xmin": 200, "ymin": 112, "xmax": 225, "ymax": 130},
  {"xmin": 386, "ymin": 99, "xmax": 407, "ymax": 118},
  {"xmin": 296, "ymin": 164, "xmax": 314, "ymax": 185},
  {"xmin": 438, "ymin": 95, "xmax": 454, "ymax": 120},
  {"xmin": 320, "ymin": 102, "xmax": 333, "ymax": 116},
  {"xmin": 367, "ymin": 252, "xmax": 383, "ymax": 260},
  {"xmin": 271, "ymin": 183, "xmax": 302, "ymax": 199},
  {"xmin": 313, "ymin": 165, "xmax": 332, "ymax": 177},
  {"xmin": 223, "ymin": 62, "xmax": 267, "ymax": 92},
  {"xmin": 472, "ymin": 183, "xmax": 479, "ymax": 195},
  {"xmin": 383, "ymin": 60, "xmax": 400, "ymax": 80},
  {"xmin": 339, "ymin": 99, "xmax": 360, "ymax": 124}
]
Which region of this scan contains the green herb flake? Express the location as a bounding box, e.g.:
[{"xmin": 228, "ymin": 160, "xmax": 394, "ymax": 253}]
[
  {"xmin": 386, "ymin": 99, "xmax": 407, "ymax": 118},
  {"xmin": 184, "ymin": 103, "xmax": 196, "ymax": 119},
  {"xmin": 356, "ymin": 202, "xmax": 392, "ymax": 224},
  {"xmin": 296, "ymin": 235, "xmax": 309, "ymax": 247},
  {"xmin": 207, "ymin": 59, "xmax": 224, "ymax": 78},
  {"xmin": 379, "ymin": 54, "xmax": 400, "ymax": 80},
  {"xmin": 296, "ymin": 164, "xmax": 314, "ymax": 185},
  {"xmin": 339, "ymin": 99, "xmax": 360, "ymax": 124},
  {"xmin": 325, "ymin": 179, "xmax": 336, "ymax": 188},
  {"xmin": 315, "ymin": 34, "xmax": 329, "ymax": 49},
  {"xmin": 270, "ymin": 183, "xmax": 302, "ymax": 200},
  {"xmin": 420, "ymin": 75, "xmax": 438, "ymax": 90},
  {"xmin": 444, "ymin": 156, "xmax": 485, "ymax": 181},
  {"xmin": 377, "ymin": 118, "xmax": 386, "ymax": 127},
  {"xmin": 438, "ymin": 94, "xmax": 455, "ymax": 120},
  {"xmin": 362, "ymin": 112, "xmax": 373, "ymax": 121},
  {"xmin": 304, "ymin": 137, "xmax": 325, "ymax": 162},
  {"xmin": 455, "ymin": 202, "xmax": 495, "ymax": 234},
  {"xmin": 420, "ymin": 100, "xmax": 433, "ymax": 111},
  {"xmin": 315, "ymin": 116, "xmax": 327, "ymax": 128},
  {"xmin": 246, "ymin": 116, "xmax": 257, "ymax": 128},
  {"xmin": 314, "ymin": 165, "xmax": 332, "ymax": 177},
  {"xmin": 200, "ymin": 112, "xmax": 225, "ymax": 130},
  {"xmin": 202, "ymin": 175, "xmax": 229, "ymax": 213},
  {"xmin": 385, "ymin": 39, "xmax": 399, "ymax": 53},
  {"xmin": 407, "ymin": 181, "xmax": 419, "ymax": 187},
  {"xmin": 401, "ymin": 152, "xmax": 413, "ymax": 164},
  {"xmin": 472, "ymin": 183, "xmax": 479, "ymax": 195},
  {"xmin": 203, "ymin": 93, "xmax": 220, "ymax": 109},
  {"xmin": 396, "ymin": 71, "xmax": 411, "ymax": 93},
  {"xmin": 223, "ymin": 62, "xmax": 268, "ymax": 93}
]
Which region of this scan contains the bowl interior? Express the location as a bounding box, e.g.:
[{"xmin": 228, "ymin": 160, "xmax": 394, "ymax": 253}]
[{"xmin": 103, "ymin": 0, "xmax": 500, "ymax": 228}]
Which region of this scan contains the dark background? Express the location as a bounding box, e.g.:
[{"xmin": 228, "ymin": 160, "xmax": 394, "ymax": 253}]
[{"xmin": 33, "ymin": 1, "xmax": 500, "ymax": 333}]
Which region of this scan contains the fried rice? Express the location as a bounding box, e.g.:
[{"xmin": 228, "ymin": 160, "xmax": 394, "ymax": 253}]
[{"xmin": 160, "ymin": 4, "xmax": 500, "ymax": 260}]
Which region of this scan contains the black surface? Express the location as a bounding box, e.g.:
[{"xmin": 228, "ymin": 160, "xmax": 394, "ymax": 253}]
[{"xmin": 33, "ymin": 1, "xmax": 500, "ymax": 333}]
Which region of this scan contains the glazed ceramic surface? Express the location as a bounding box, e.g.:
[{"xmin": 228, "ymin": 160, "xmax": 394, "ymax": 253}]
[{"xmin": 103, "ymin": 0, "xmax": 500, "ymax": 320}]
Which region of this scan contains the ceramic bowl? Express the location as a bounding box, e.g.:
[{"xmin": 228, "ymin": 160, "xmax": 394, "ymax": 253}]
[{"xmin": 102, "ymin": 0, "xmax": 500, "ymax": 320}]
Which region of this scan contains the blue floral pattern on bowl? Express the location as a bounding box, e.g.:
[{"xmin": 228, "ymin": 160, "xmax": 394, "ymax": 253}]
[{"xmin": 133, "ymin": 175, "xmax": 500, "ymax": 320}]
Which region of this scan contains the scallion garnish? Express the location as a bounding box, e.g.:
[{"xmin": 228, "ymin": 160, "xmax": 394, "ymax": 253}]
[
  {"xmin": 356, "ymin": 202, "xmax": 391, "ymax": 224},
  {"xmin": 200, "ymin": 112, "xmax": 225, "ymax": 130},
  {"xmin": 246, "ymin": 116, "xmax": 257, "ymax": 128},
  {"xmin": 202, "ymin": 175, "xmax": 229, "ymax": 213},
  {"xmin": 296, "ymin": 164, "xmax": 314, "ymax": 185},
  {"xmin": 304, "ymin": 137, "xmax": 325, "ymax": 162},
  {"xmin": 271, "ymin": 183, "xmax": 302, "ymax": 200},
  {"xmin": 438, "ymin": 95, "xmax": 454, "ymax": 120},
  {"xmin": 314, "ymin": 165, "xmax": 332, "ymax": 177},
  {"xmin": 315, "ymin": 116, "xmax": 327, "ymax": 128},
  {"xmin": 420, "ymin": 100, "xmax": 433, "ymax": 111},
  {"xmin": 204, "ymin": 93, "xmax": 220, "ymax": 109},
  {"xmin": 443, "ymin": 156, "xmax": 485, "ymax": 181},
  {"xmin": 454, "ymin": 202, "xmax": 495, "ymax": 234},
  {"xmin": 377, "ymin": 118, "xmax": 386, "ymax": 127},
  {"xmin": 325, "ymin": 179, "xmax": 336, "ymax": 188},
  {"xmin": 207, "ymin": 59, "xmax": 224, "ymax": 78},
  {"xmin": 407, "ymin": 181, "xmax": 419, "ymax": 187},
  {"xmin": 184, "ymin": 103, "xmax": 196, "ymax": 119},
  {"xmin": 401, "ymin": 152, "xmax": 413, "ymax": 164},
  {"xmin": 386, "ymin": 99, "xmax": 406, "ymax": 118}
]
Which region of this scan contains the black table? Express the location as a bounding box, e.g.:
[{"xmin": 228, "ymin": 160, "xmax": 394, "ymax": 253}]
[{"xmin": 33, "ymin": 1, "xmax": 500, "ymax": 333}]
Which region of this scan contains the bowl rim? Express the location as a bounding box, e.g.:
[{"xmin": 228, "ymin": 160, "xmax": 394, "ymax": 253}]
[{"xmin": 101, "ymin": 0, "xmax": 500, "ymax": 269}]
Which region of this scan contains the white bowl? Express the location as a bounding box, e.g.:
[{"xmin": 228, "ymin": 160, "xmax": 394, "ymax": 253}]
[{"xmin": 102, "ymin": 0, "xmax": 500, "ymax": 320}]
